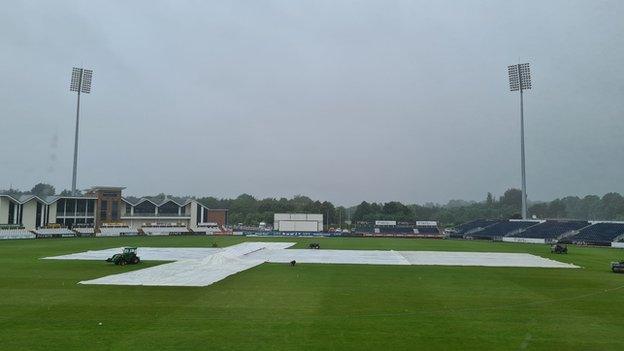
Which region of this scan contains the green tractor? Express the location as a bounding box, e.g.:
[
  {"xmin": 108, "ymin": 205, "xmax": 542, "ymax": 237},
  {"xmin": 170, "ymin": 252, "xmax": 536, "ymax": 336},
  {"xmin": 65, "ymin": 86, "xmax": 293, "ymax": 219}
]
[{"xmin": 106, "ymin": 247, "xmax": 141, "ymax": 265}]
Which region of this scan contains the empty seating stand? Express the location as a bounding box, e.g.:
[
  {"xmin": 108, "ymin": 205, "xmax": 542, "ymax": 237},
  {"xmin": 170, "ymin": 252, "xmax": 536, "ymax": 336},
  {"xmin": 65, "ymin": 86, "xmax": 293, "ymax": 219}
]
[
  {"xmin": 0, "ymin": 228, "xmax": 35, "ymax": 240},
  {"xmin": 468, "ymin": 220, "xmax": 539, "ymax": 240},
  {"xmin": 97, "ymin": 227, "xmax": 138, "ymax": 237},
  {"xmin": 509, "ymin": 220, "xmax": 589, "ymax": 240},
  {"xmin": 354, "ymin": 225, "xmax": 375, "ymax": 234},
  {"xmin": 73, "ymin": 227, "xmax": 95, "ymax": 236},
  {"xmin": 192, "ymin": 226, "xmax": 222, "ymax": 235},
  {"xmin": 414, "ymin": 225, "xmax": 440, "ymax": 234},
  {"xmin": 565, "ymin": 222, "xmax": 624, "ymax": 246},
  {"xmin": 141, "ymin": 226, "xmax": 189, "ymax": 236},
  {"xmin": 34, "ymin": 228, "xmax": 75, "ymax": 238},
  {"xmin": 451, "ymin": 219, "xmax": 501, "ymax": 238}
]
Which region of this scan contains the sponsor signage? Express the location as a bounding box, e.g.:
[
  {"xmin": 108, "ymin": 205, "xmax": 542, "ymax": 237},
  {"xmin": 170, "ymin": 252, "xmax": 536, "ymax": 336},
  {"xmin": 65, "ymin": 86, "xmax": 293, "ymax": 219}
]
[
  {"xmin": 416, "ymin": 221, "xmax": 437, "ymax": 226},
  {"xmin": 375, "ymin": 220, "xmax": 396, "ymax": 226}
]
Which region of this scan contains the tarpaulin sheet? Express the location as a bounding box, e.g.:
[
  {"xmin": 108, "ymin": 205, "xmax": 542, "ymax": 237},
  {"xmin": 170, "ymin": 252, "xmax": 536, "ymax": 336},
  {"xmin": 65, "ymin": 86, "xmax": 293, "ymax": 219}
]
[{"xmin": 44, "ymin": 242, "xmax": 577, "ymax": 287}]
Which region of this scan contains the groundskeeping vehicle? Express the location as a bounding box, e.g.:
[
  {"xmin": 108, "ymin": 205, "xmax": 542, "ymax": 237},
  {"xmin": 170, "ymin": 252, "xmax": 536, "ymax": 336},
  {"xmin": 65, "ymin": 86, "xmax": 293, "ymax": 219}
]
[
  {"xmin": 550, "ymin": 244, "xmax": 568, "ymax": 254},
  {"xmin": 611, "ymin": 261, "xmax": 624, "ymax": 273},
  {"xmin": 106, "ymin": 247, "xmax": 141, "ymax": 265}
]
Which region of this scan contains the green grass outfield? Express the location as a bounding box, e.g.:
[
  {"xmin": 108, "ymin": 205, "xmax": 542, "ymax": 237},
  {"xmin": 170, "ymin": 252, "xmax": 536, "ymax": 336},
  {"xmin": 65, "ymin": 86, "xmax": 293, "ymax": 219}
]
[{"xmin": 1, "ymin": 236, "xmax": 623, "ymax": 350}]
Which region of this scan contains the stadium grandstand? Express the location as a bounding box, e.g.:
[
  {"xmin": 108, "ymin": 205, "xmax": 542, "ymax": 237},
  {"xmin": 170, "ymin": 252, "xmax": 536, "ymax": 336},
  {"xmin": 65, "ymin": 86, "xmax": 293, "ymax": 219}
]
[
  {"xmin": 0, "ymin": 225, "xmax": 35, "ymax": 240},
  {"xmin": 414, "ymin": 221, "xmax": 441, "ymax": 235},
  {"xmin": 563, "ymin": 222, "xmax": 624, "ymax": 246},
  {"xmin": 33, "ymin": 226, "xmax": 76, "ymax": 238},
  {"xmin": 447, "ymin": 219, "xmax": 501, "ymax": 238},
  {"xmin": 140, "ymin": 224, "xmax": 190, "ymax": 236},
  {"xmin": 450, "ymin": 219, "xmax": 624, "ymax": 246},
  {"xmin": 96, "ymin": 224, "xmax": 139, "ymax": 237},
  {"xmin": 354, "ymin": 220, "xmax": 442, "ymax": 238},
  {"xmin": 72, "ymin": 224, "xmax": 96, "ymax": 236},
  {"xmin": 506, "ymin": 220, "xmax": 589, "ymax": 243},
  {"xmin": 464, "ymin": 220, "xmax": 541, "ymax": 240},
  {"xmin": 193, "ymin": 223, "xmax": 227, "ymax": 235},
  {"xmin": 0, "ymin": 186, "xmax": 227, "ymax": 238}
]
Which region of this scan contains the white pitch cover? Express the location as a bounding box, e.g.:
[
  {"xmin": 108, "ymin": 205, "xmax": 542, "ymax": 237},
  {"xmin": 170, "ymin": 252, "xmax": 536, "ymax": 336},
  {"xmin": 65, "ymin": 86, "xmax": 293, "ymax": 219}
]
[{"xmin": 44, "ymin": 242, "xmax": 578, "ymax": 287}]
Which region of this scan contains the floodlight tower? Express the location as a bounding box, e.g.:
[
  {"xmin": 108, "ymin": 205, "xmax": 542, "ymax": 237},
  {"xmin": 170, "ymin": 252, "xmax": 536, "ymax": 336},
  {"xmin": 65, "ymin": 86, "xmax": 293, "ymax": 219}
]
[
  {"xmin": 508, "ymin": 63, "xmax": 532, "ymax": 219},
  {"xmin": 69, "ymin": 67, "xmax": 93, "ymax": 195}
]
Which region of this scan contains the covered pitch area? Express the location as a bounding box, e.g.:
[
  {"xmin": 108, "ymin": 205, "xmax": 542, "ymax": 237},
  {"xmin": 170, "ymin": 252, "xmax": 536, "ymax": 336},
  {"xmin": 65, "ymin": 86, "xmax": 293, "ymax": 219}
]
[{"xmin": 45, "ymin": 242, "xmax": 577, "ymax": 287}]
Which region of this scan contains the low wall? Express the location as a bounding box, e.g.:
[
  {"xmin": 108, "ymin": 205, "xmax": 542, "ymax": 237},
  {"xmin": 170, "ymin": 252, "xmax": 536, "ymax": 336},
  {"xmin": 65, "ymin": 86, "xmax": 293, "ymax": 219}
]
[{"xmin": 502, "ymin": 237, "xmax": 546, "ymax": 244}]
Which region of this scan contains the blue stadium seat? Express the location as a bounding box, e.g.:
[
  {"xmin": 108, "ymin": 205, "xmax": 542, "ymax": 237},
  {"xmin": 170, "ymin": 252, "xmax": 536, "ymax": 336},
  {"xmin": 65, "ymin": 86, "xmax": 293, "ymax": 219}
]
[
  {"xmin": 509, "ymin": 220, "xmax": 588, "ymax": 239},
  {"xmin": 565, "ymin": 223, "xmax": 624, "ymax": 245},
  {"xmin": 469, "ymin": 220, "xmax": 539, "ymax": 239},
  {"xmin": 451, "ymin": 219, "xmax": 501, "ymax": 237}
]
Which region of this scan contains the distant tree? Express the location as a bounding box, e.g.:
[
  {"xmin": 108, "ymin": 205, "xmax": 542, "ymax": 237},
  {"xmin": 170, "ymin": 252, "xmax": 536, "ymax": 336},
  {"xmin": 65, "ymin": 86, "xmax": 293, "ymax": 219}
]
[
  {"xmin": 30, "ymin": 183, "xmax": 55, "ymax": 197},
  {"xmin": 486, "ymin": 192, "xmax": 494, "ymax": 206},
  {"xmin": 500, "ymin": 188, "xmax": 522, "ymax": 208},
  {"xmin": 446, "ymin": 199, "xmax": 471, "ymax": 208},
  {"xmin": 59, "ymin": 189, "xmax": 83, "ymax": 196},
  {"xmin": 600, "ymin": 193, "xmax": 624, "ymax": 220},
  {"xmin": 353, "ymin": 201, "xmax": 372, "ymax": 221},
  {"xmin": 582, "ymin": 195, "xmax": 601, "ymax": 220},
  {"xmin": 529, "ymin": 202, "xmax": 549, "ymax": 218},
  {"xmin": 548, "ymin": 199, "xmax": 567, "ymax": 218}
]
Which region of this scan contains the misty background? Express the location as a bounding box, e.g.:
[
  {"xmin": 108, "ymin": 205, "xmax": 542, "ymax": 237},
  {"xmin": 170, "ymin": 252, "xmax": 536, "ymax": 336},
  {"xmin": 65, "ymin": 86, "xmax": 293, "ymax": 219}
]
[{"xmin": 1, "ymin": 0, "xmax": 623, "ymax": 206}]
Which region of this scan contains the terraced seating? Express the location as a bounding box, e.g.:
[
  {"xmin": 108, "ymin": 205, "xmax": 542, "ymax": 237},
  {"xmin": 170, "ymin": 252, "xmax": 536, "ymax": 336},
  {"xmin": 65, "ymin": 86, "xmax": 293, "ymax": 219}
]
[
  {"xmin": 377, "ymin": 226, "xmax": 417, "ymax": 234},
  {"xmin": 142, "ymin": 226, "xmax": 189, "ymax": 236},
  {"xmin": 193, "ymin": 225, "xmax": 222, "ymax": 234},
  {"xmin": 354, "ymin": 225, "xmax": 375, "ymax": 233},
  {"xmin": 0, "ymin": 228, "xmax": 35, "ymax": 240},
  {"xmin": 566, "ymin": 222, "xmax": 624, "ymax": 245},
  {"xmin": 73, "ymin": 227, "xmax": 95, "ymax": 235},
  {"xmin": 414, "ymin": 225, "xmax": 440, "ymax": 234},
  {"xmin": 452, "ymin": 219, "xmax": 501, "ymax": 237},
  {"xmin": 469, "ymin": 220, "xmax": 539, "ymax": 239},
  {"xmin": 97, "ymin": 227, "xmax": 138, "ymax": 237},
  {"xmin": 34, "ymin": 228, "xmax": 75, "ymax": 237},
  {"xmin": 509, "ymin": 220, "xmax": 589, "ymax": 239}
]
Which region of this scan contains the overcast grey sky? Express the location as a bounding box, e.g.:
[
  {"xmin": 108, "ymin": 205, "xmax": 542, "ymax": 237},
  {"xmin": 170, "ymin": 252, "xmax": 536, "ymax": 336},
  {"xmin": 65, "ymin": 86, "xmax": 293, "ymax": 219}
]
[{"xmin": 1, "ymin": 0, "xmax": 623, "ymax": 205}]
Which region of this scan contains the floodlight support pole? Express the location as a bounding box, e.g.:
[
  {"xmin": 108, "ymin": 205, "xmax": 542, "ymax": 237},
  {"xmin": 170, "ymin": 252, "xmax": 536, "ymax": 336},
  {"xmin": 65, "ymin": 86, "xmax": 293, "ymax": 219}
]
[
  {"xmin": 518, "ymin": 66, "xmax": 527, "ymax": 219},
  {"xmin": 71, "ymin": 69, "xmax": 83, "ymax": 196}
]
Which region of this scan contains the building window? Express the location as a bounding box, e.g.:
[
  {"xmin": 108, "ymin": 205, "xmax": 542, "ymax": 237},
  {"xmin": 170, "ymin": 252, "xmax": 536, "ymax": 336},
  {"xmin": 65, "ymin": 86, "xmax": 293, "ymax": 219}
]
[
  {"xmin": 87, "ymin": 199, "xmax": 95, "ymax": 216},
  {"xmin": 76, "ymin": 199, "xmax": 87, "ymax": 216},
  {"xmin": 57, "ymin": 199, "xmax": 65, "ymax": 216},
  {"xmin": 159, "ymin": 201, "xmax": 179, "ymax": 216},
  {"xmin": 66, "ymin": 199, "xmax": 77, "ymax": 216},
  {"xmin": 111, "ymin": 202, "xmax": 119, "ymax": 221},
  {"xmin": 36, "ymin": 202, "xmax": 43, "ymax": 228},
  {"xmin": 8, "ymin": 201, "xmax": 15, "ymax": 224},
  {"xmin": 100, "ymin": 200, "xmax": 108, "ymax": 220},
  {"xmin": 134, "ymin": 201, "xmax": 156, "ymax": 215}
]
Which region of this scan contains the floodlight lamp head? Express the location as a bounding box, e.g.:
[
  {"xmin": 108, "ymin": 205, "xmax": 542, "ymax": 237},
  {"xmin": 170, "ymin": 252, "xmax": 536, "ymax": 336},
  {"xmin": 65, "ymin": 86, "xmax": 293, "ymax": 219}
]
[
  {"xmin": 508, "ymin": 63, "xmax": 531, "ymax": 91},
  {"xmin": 70, "ymin": 67, "xmax": 93, "ymax": 94}
]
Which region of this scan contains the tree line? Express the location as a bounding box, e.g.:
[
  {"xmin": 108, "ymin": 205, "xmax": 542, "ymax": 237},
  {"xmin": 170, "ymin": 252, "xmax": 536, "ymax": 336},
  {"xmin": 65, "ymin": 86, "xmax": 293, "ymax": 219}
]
[{"xmin": 3, "ymin": 184, "xmax": 624, "ymax": 227}]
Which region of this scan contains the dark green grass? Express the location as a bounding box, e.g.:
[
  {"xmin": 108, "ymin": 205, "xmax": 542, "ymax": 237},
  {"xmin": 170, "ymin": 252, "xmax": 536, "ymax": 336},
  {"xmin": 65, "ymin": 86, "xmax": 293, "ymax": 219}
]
[{"xmin": 1, "ymin": 236, "xmax": 623, "ymax": 350}]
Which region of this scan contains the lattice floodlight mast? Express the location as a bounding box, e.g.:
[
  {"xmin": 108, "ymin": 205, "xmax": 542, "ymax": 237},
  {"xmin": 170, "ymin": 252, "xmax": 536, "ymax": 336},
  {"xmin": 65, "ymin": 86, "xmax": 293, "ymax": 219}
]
[
  {"xmin": 508, "ymin": 63, "xmax": 531, "ymax": 219},
  {"xmin": 69, "ymin": 67, "xmax": 93, "ymax": 195}
]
